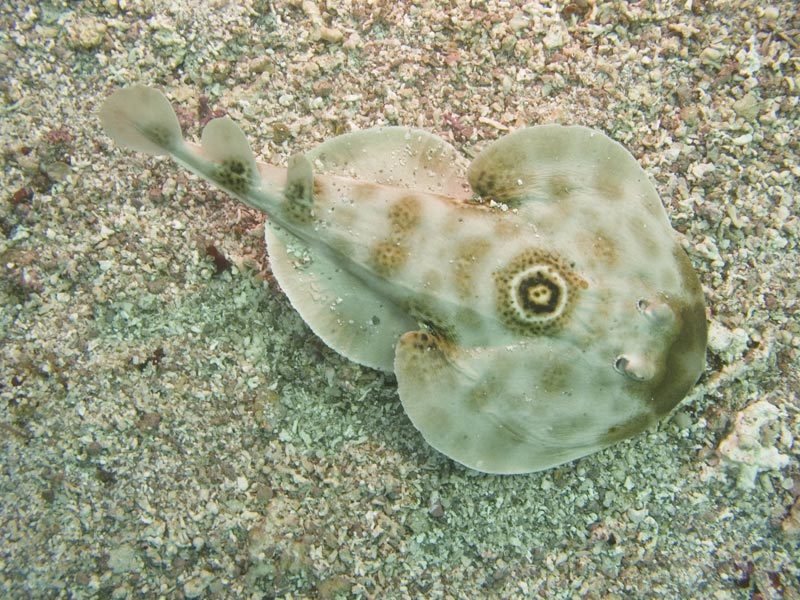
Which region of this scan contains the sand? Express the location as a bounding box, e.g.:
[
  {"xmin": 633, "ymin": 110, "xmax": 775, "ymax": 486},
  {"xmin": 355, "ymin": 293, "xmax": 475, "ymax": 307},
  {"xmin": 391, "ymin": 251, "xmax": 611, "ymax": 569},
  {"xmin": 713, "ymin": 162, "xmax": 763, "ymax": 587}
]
[{"xmin": 1, "ymin": 0, "xmax": 798, "ymax": 597}]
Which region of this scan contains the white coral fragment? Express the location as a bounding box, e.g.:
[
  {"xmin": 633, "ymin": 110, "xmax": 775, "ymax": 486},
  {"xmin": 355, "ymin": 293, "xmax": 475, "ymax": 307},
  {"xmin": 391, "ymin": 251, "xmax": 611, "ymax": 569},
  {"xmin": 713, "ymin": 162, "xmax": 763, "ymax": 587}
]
[
  {"xmin": 707, "ymin": 320, "xmax": 749, "ymax": 363},
  {"xmin": 717, "ymin": 400, "xmax": 792, "ymax": 489}
]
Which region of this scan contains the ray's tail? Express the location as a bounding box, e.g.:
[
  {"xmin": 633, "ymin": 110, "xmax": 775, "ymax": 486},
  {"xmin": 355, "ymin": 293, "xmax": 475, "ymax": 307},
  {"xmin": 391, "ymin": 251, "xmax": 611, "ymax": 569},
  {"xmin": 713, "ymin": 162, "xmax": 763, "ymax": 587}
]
[{"xmin": 99, "ymin": 85, "xmax": 285, "ymax": 216}]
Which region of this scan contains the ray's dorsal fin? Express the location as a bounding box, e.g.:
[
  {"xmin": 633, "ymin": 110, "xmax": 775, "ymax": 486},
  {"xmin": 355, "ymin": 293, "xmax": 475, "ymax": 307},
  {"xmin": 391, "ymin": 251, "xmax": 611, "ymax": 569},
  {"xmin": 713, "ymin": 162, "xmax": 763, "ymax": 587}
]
[
  {"xmin": 198, "ymin": 116, "xmax": 260, "ymax": 198},
  {"xmin": 282, "ymin": 154, "xmax": 315, "ymax": 223}
]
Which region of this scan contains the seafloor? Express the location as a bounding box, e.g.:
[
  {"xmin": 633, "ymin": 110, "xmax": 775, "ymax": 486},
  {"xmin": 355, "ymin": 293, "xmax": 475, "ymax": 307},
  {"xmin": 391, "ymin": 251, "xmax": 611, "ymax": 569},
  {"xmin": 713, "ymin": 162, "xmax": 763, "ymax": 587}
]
[{"xmin": 1, "ymin": 1, "xmax": 798, "ymax": 598}]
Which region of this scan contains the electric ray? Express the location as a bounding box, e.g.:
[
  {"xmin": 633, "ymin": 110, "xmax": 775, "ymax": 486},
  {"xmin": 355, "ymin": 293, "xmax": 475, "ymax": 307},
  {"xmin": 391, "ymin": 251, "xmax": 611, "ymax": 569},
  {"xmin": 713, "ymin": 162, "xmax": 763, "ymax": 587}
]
[{"xmin": 99, "ymin": 85, "xmax": 707, "ymax": 474}]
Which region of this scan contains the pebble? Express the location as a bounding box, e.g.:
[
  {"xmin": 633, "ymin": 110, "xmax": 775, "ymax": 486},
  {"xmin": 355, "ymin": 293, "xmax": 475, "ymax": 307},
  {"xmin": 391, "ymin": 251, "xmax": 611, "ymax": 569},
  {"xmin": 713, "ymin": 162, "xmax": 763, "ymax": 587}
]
[
  {"xmin": 320, "ymin": 27, "xmax": 344, "ymax": 43},
  {"xmin": 733, "ymin": 93, "xmax": 760, "ymax": 120},
  {"xmin": 762, "ymin": 6, "xmax": 779, "ymax": 21},
  {"xmin": 343, "ymin": 32, "xmax": 362, "ymax": 50},
  {"xmin": 699, "ymin": 46, "xmax": 723, "ymax": 66},
  {"xmin": 509, "ymin": 13, "xmax": 529, "ymax": 32},
  {"xmin": 542, "ymin": 25, "xmax": 567, "ymax": 50},
  {"xmin": 67, "ymin": 16, "xmax": 107, "ymax": 50},
  {"xmin": 107, "ymin": 544, "xmax": 138, "ymax": 574},
  {"xmin": 184, "ymin": 574, "xmax": 209, "ymax": 598}
]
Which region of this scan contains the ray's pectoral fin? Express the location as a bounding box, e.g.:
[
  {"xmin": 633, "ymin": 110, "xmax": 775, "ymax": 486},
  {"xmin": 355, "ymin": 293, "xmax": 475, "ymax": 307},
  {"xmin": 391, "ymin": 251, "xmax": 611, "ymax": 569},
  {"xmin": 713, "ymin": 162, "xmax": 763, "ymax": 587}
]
[
  {"xmin": 394, "ymin": 333, "xmax": 648, "ymax": 475},
  {"xmin": 265, "ymin": 150, "xmax": 418, "ymax": 373},
  {"xmin": 305, "ymin": 127, "xmax": 470, "ymax": 198},
  {"xmin": 394, "ymin": 331, "xmax": 469, "ymax": 451},
  {"xmin": 268, "ymin": 229, "xmax": 417, "ymax": 373},
  {"xmin": 466, "ymin": 124, "xmax": 664, "ymax": 218},
  {"xmin": 394, "ymin": 331, "xmax": 542, "ymax": 474},
  {"xmin": 265, "ymin": 130, "xmax": 468, "ymax": 374}
]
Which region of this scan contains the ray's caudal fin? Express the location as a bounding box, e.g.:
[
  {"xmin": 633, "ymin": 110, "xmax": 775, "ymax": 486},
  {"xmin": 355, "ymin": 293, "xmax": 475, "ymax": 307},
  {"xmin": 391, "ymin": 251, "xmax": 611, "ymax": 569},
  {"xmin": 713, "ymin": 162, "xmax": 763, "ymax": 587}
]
[{"xmin": 99, "ymin": 85, "xmax": 295, "ymax": 225}]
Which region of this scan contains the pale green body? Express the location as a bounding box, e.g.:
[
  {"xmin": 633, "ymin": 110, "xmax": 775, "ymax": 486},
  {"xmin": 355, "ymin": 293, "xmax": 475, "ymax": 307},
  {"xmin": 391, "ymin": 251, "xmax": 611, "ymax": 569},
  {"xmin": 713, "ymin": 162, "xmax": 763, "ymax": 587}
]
[{"xmin": 101, "ymin": 86, "xmax": 707, "ymax": 474}]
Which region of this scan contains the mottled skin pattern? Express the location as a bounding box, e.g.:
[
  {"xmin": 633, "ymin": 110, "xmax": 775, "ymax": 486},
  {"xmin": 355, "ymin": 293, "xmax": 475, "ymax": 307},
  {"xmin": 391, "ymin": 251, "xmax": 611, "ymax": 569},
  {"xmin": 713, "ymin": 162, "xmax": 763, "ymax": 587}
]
[{"xmin": 100, "ymin": 86, "xmax": 707, "ymax": 474}]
